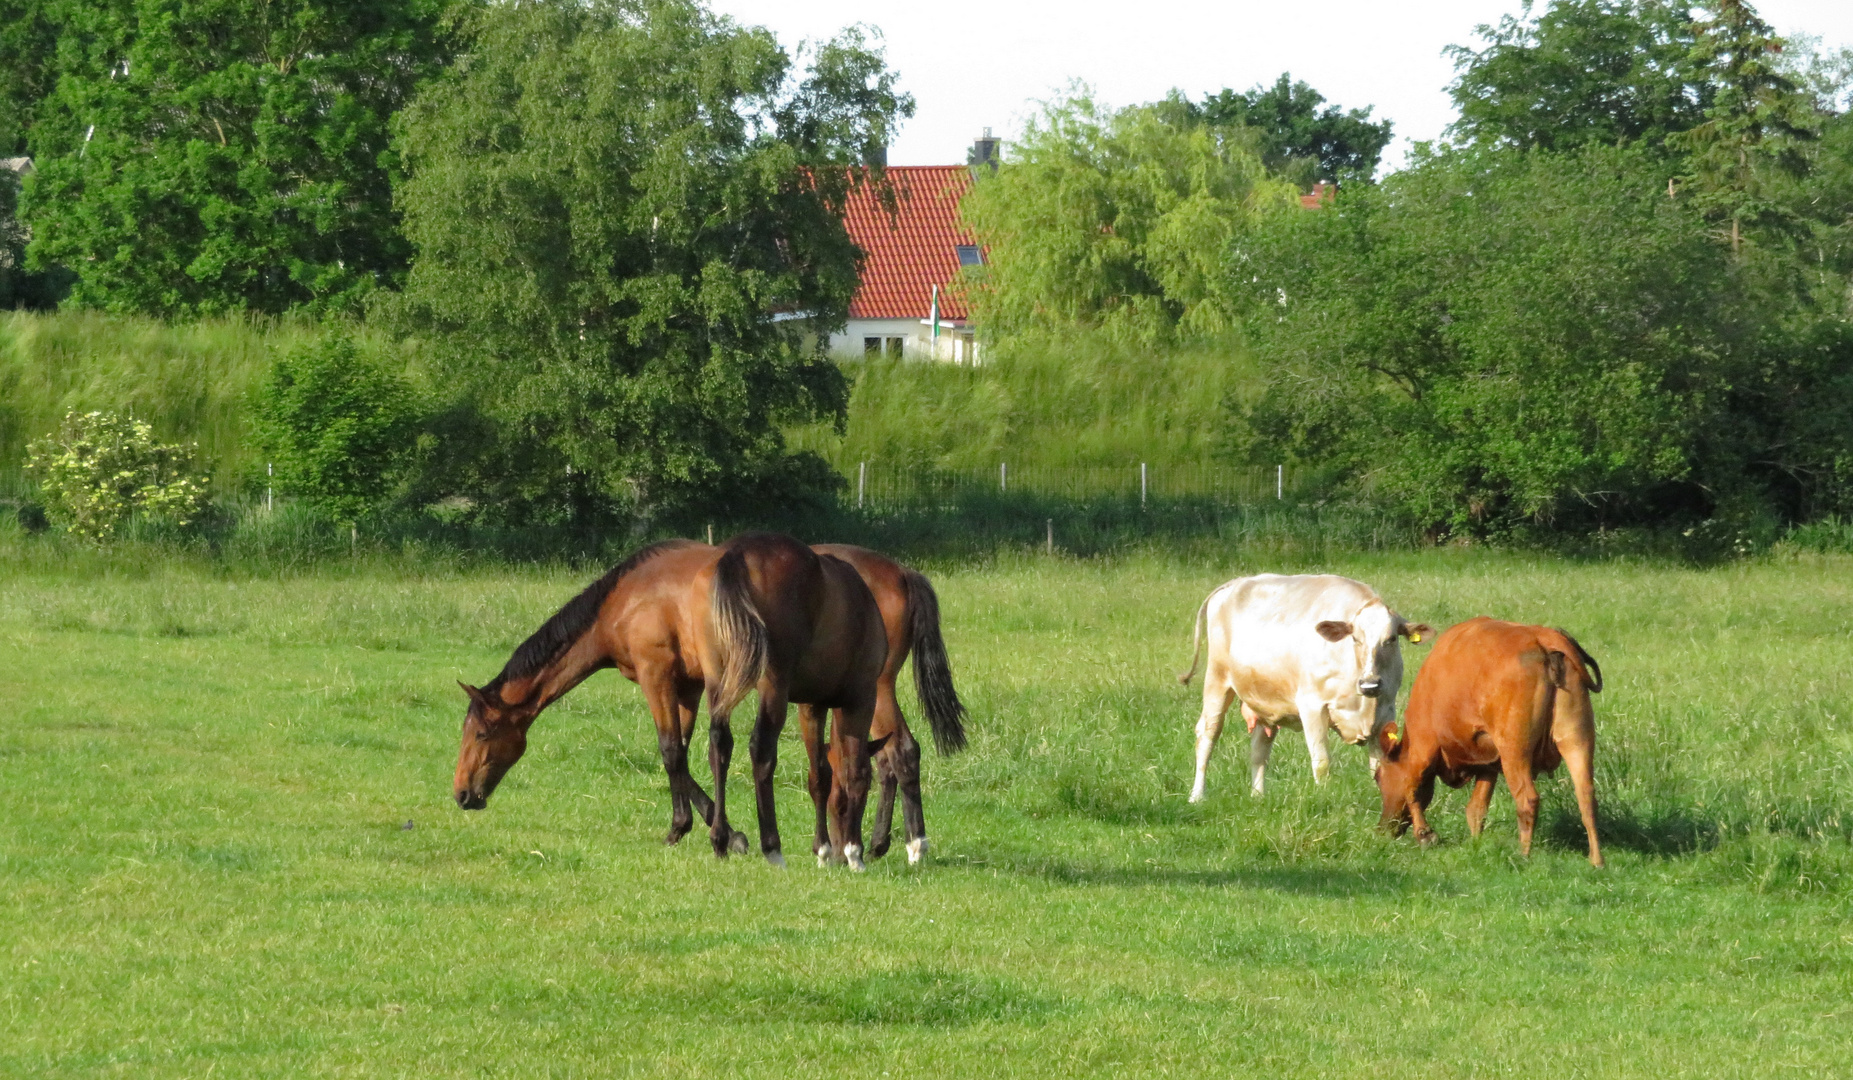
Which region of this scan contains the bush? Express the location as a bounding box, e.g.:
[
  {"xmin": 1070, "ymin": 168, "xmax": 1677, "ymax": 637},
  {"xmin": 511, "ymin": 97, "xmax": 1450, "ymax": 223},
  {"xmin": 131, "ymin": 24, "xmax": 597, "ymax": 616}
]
[
  {"xmin": 24, "ymin": 410, "xmax": 207, "ymax": 542},
  {"xmin": 252, "ymin": 333, "xmax": 421, "ymax": 527}
]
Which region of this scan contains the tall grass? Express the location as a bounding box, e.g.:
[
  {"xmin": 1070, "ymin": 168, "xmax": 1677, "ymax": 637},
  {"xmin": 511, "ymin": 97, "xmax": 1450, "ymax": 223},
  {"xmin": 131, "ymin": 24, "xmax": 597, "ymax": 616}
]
[
  {"xmin": 0, "ymin": 310, "xmax": 413, "ymax": 496},
  {"xmin": 787, "ymin": 332, "xmax": 1257, "ymax": 474}
]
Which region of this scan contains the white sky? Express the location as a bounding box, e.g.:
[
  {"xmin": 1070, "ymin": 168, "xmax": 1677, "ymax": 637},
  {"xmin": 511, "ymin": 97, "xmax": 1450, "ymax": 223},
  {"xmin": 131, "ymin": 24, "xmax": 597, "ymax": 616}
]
[{"xmin": 709, "ymin": 0, "xmax": 1853, "ymax": 173}]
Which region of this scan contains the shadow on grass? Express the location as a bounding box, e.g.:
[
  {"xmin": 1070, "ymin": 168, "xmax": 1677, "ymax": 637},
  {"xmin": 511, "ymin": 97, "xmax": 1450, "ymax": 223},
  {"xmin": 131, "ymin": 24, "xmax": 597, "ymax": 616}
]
[
  {"xmin": 997, "ymin": 854, "xmax": 1413, "ymax": 897},
  {"xmin": 695, "ymin": 968, "xmax": 1056, "ymax": 1027},
  {"xmin": 1540, "ymin": 800, "xmax": 1721, "ymax": 858}
]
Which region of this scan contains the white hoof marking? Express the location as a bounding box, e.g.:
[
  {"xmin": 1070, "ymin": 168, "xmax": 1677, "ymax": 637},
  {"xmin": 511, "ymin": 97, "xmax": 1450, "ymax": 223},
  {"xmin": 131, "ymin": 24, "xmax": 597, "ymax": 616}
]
[
  {"xmin": 1188, "ymin": 788, "xmax": 1205, "ymax": 804},
  {"xmin": 766, "ymin": 851, "xmax": 786, "ymax": 869},
  {"xmin": 844, "ymin": 843, "xmax": 866, "ymax": 872},
  {"xmin": 906, "ymin": 837, "xmax": 928, "ymax": 865},
  {"xmin": 816, "ymin": 844, "xmax": 830, "ymax": 868}
]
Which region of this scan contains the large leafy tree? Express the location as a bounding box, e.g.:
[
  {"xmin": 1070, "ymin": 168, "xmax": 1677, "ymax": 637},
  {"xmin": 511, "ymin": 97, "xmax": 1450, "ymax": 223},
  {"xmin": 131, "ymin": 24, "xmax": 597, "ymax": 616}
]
[
  {"xmin": 960, "ymin": 92, "xmax": 1292, "ymax": 346},
  {"xmin": 386, "ymin": 0, "xmax": 910, "ymax": 521},
  {"xmin": 1447, "ymin": 0, "xmax": 1711, "ymax": 152},
  {"xmin": 1229, "ymin": 144, "xmax": 1853, "ymax": 535},
  {"xmin": 1196, "ymin": 75, "xmax": 1394, "ymax": 183},
  {"xmin": 21, "ymin": 0, "xmax": 453, "ymax": 316}
]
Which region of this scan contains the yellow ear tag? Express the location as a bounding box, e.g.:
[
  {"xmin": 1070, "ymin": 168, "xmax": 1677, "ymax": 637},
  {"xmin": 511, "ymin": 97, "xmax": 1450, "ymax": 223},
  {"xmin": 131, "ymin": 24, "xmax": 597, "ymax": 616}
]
[
  {"xmin": 1409, "ymin": 631, "xmax": 1422, "ymax": 643},
  {"xmin": 1386, "ymin": 730, "xmax": 1401, "ymax": 748}
]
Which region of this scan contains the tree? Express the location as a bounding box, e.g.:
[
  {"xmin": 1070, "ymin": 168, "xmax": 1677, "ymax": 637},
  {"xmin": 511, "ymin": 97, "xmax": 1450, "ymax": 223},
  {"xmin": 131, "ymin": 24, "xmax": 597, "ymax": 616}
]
[
  {"xmin": 1228, "ymin": 143, "xmax": 1853, "ymax": 536},
  {"xmin": 1197, "ymin": 74, "xmax": 1394, "ymax": 184},
  {"xmin": 253, "ymin": 334, "xmax": 421, "ymax": 527},
  {"xmin": 1667, "ymin": 1, "xmax": 1819, "ymax": 255},
  {"xmin": 1447, "ymin": 0, "xmax": 1711, "ymax": 152},
  {"xmin": 0, "ymin": 0, "xmax": 59, "ymax": 158},
  {"xmin": 21, "ymin": 0, "xmax": 453, "ymax": 317},
  {"xmin": 960, "ymin": 91, "xmax": 1292, "ymax": 346},
  {"xmin": 385, "ymin": 0, "xmax": 910, "ymax": 522}
]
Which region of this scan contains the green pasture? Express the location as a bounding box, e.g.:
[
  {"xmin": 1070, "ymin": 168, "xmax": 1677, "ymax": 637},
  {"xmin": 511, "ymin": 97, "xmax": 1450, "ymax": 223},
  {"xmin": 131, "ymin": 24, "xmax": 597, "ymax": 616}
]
[{"xmin": 3, "ymin": 538, "xmax": 1852, "ymax": 1077}]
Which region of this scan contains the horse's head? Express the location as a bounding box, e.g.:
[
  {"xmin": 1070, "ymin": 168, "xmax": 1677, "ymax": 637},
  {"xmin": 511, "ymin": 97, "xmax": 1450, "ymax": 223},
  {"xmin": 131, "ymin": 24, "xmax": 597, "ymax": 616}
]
[{"xmin": 454, "ymin": 682, "xmax": 534, "ymax": 809}]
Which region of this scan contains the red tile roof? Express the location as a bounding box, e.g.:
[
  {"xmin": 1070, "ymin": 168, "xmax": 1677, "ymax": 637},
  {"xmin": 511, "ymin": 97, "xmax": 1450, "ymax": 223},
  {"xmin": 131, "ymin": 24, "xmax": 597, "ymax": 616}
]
[{"xmin": 842, "ymin": 165, "xmax": 975, "ymax": 321}]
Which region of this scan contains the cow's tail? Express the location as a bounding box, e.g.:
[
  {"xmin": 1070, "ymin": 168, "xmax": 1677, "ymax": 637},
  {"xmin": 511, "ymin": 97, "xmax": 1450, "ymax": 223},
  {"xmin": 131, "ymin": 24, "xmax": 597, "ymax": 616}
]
[
  {"xmin": 1551, "ymin": 628, "xmax": 1603, "ymax": 693},
  {"xmin": 708, "ymin": 547, "xmax": 768, "ymax": 716},
  {"xmin": 1177, "ymin": 588, "xmax": 1217, "ymax": 685},
  {"xmin": 904, "ymin": 569, "xmax": 968, "ymax": 756}
]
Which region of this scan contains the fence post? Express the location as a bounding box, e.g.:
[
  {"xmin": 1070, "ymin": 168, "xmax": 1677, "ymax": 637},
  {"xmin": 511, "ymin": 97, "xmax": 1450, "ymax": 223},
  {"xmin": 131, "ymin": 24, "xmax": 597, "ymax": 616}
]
[
  {"xmin": 1046, "ymin": 518, "xmax": 1053, "ymax": 555},
  {"xmin": 1000, "ymin": 462, "xmax": 1007, "ymax": 493},
  {"xmin": 706, "ymin": 523, "xmax": 714, "ymax": 545},
  {"xmin": 1277, "ymin": 464, "xmax": 1283, "ymax": 500},
  {"xmin": 1141, "ymin": 462, "xmax": 1147, "ymax": 508},
  {"xmin": 857, "ymin": 461, "xmax": 866, "ymax": 509},
  {"xmin": 266, "ymin": 463, "xmax": 273, "ymax": 513}
]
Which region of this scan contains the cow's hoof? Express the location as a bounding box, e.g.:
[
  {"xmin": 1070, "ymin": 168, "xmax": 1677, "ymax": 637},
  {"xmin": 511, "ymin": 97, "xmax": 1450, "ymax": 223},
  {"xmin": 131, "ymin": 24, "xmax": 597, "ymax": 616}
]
[
  {"xmin": 844, "ymin": 843, "xmax": 866, "ymax": 872},
  {"xmin": 1416, "ymin": 830, "xmax": 1439, "ymax": 848},
  {"xmin": 906, "ymin": 837, "xmax": 929, "ymax": 865},
  {"xmin": 1188, "ymin": 790, "xmax": 1205, "ymax": 804}
]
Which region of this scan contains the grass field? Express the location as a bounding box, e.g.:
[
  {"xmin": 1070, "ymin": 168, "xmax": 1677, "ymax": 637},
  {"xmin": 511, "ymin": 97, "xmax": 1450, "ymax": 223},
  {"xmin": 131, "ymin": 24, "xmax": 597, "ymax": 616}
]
[{"xmin": 4, "ymin": 536, "xmax": 1852, "ymax": 1077}]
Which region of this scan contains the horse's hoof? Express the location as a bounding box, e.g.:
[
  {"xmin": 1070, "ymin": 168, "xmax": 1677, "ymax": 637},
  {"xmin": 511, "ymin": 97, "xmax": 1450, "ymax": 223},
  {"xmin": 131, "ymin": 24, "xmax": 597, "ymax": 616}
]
[
  {"xmin": 765, "ymin": 850, "xmax": 786, "ymax": 869},
  {"xmin": 816, "ymin": 844, "xmax": 830, "ymax": 868},
  {"xmin": 906, "ymin": 837, "xmax": 928, "ymax": 865},
  {"xmin": 844, "ymin": 843, "xmax": 866, "ymax": 872},
  {"xmin": 665, "ymin": 829, "xmax": 688, "ymax": 846},
  {"xmin": 729, "ymin": 831, "xmax": 750, "ymax": 856},
  {"xmin": 868, "ymin": 837, "xmax": 891, "ymax": 860}
]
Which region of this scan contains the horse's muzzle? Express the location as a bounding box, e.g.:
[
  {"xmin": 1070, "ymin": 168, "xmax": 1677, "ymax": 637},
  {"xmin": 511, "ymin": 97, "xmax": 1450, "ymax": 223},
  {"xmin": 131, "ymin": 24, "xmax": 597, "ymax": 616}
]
[{"xmin": 455, "ymin": 789, "xmax": 487, "ymax": 810}]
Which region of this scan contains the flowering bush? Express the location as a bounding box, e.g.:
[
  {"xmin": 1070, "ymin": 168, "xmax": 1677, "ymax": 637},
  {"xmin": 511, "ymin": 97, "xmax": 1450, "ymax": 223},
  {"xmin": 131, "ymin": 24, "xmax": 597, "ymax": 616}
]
[{"xmin": 24, "ymin": 411, "xmax": 208, "ymax": 542}]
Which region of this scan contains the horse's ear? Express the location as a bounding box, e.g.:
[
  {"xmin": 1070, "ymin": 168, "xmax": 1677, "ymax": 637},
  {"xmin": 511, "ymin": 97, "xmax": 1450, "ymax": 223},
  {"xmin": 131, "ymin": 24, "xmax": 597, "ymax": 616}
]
[{"xmin": 459, "ymin": 682, "xmax": 486, "ymax": 706}]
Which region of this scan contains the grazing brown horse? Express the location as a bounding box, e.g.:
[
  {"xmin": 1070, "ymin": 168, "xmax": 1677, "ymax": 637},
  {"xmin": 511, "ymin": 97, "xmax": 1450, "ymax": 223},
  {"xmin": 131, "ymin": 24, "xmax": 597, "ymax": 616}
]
[
  {"xmin": 800, "ymin": 544, "xmax": 969, "ymax": 866},
  {"xmin": 452, "ymin": 533, "xmax": 889, "ymax": 868}
]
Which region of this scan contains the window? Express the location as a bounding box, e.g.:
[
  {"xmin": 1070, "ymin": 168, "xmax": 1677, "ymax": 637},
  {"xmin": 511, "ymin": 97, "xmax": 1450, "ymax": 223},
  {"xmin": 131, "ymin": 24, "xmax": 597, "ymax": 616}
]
[
  {"xmin": 885, "ymin": 336, "xmax": 904, "ymax": 359},
  {"xmin": 863, "ymin": 336, "xmax": 882, "ymax": 357},
  {"xmin": 955, "ymin": 245, "xmax": 983, "ymax": 267}
]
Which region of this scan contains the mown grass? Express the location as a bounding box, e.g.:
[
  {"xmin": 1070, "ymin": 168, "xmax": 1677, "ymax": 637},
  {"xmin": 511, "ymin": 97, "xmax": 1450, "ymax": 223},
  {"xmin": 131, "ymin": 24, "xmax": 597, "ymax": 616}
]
[{"xmin": 3, "ymin": 534, "xmax": 1852, "ymax": 1076}]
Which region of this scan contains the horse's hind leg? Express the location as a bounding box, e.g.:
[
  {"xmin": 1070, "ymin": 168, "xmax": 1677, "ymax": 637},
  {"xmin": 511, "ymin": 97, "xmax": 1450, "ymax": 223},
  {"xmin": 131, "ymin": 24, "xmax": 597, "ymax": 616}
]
[
  {"xmin": 799, "ymin": 704, "xmax": 832, "ymax": 866},
  {"xmin": 828, "ymin": 697, "xmax": 876, "ymax": 871},
  {"xmin": 705, "ymin": 706, "xmax": 747, "ymax": 859},
  {"xmin": 868, "ymin": 733, "xmax": 899, "ymax": 861},
  {"xmin": 677, "ymin": 685, "xmax": 715, "ymax": 827},
  {"xmin": 890, "ymin": 723, "xmax": 927, "ymax": 864},
  {"xmin": 748, "ymin": 689, "xmax": 790, "ymax": 867}
]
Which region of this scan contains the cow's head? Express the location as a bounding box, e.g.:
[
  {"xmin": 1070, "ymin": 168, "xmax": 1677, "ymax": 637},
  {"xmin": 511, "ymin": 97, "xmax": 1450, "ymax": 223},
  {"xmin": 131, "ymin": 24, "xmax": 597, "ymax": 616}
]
[
  {"xmin": 1374, "ymin": 723, "xmax": 1414, "ymax": 833},
  {"xmin": 1315, "ymin": 606, "xmax": 1431, "ymax": 744}
]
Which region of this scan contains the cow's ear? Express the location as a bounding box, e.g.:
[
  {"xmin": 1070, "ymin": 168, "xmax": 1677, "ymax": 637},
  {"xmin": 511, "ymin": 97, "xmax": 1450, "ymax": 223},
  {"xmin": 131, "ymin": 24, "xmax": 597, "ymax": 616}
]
[
  {"xmin": 1315, "ymin": 620, "xmax": 1353, "ymax": 642},
  {"xmin": 1400, "ymin": 623, "xmax": 1433, "ymax": 644}
]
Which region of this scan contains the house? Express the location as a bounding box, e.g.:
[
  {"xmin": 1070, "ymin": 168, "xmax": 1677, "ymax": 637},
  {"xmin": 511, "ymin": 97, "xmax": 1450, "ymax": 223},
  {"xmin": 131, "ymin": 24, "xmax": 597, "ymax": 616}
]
[{"xmin": 827, "ymin": 135, "xmax": 996, "ymax": 364}]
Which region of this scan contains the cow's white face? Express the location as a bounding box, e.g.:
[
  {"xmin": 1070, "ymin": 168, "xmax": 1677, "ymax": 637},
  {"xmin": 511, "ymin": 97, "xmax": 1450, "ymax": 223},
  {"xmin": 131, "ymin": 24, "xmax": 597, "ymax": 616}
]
[{"xmin": 1316, "ymin": 604, "xmax": 1429, "ymax": 745}]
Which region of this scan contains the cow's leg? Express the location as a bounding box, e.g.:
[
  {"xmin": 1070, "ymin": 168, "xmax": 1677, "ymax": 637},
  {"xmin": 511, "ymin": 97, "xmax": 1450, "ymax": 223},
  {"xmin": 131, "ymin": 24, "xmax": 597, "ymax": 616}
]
[
  {"xmin": 797, "ymin": 704, "xmax": 832, "ymax": 866},
  {"xmin": 1244, "ymin": 704, "xmax": 1274, "ymax": 796},
  {"xmin": 1497, "ymin": 751, "xmax": 1541, "ymax": 858},
  {"xmin": 1553, "ymin": 698, "xmax": 1603, "ymax": 868},
  {"xmin": 1295, "ymin": 694, "xmax": 1333, "ymax": 784},
  {"xmin": 1464, "ymin": 775, "xmax": 1498, "ymax": 837},
  {"xmin": 1408, "ymin": 770, "xmax": 1440, "ymax": 846},
  {"xmin": 1189, "ymin": 681, "xmax": 1235, "ymax": 803}
]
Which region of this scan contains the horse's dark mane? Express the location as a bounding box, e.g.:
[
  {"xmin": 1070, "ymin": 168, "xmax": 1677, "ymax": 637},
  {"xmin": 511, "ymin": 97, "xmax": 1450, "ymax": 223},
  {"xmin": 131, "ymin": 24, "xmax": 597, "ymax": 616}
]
[{"xmin": 488, "ymin": 539, "xmax": 698, "ymax": 690}]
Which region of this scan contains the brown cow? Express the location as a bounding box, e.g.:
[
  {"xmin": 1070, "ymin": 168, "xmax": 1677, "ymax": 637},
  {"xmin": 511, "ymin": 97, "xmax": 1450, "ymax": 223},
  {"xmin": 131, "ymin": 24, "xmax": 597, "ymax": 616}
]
[{"xmin": 1375, "ymin": 617, "xmax": 1604, "ymax": 867}]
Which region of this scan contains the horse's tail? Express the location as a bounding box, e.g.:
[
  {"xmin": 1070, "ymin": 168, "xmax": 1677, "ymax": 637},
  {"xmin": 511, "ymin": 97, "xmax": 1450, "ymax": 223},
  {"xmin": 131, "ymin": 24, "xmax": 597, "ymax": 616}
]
[
  {"xmin": 904, "ymin": 568, "xmax": 968, "ymax": 756},
  {"xmin": 1552, "ymin": 628, "xmax": 1603, "ymax": 694},
  {"xmin": 1177, "ymin": 588, "xmax": 1217, "ymax": 685},
  {"xmin": 709, "ymin": 546, "xmax": 768, "ymax": 715}
]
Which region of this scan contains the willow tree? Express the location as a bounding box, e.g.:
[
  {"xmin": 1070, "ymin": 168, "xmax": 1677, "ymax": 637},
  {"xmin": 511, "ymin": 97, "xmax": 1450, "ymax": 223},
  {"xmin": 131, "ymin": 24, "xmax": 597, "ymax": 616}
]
[
  {"xmin": 387, "ymin": 0, "xmax": 908, "ymax": 521},
  {"xmin": 959, "ymin": 92, "xmax": 1294, "ymax": 347}
]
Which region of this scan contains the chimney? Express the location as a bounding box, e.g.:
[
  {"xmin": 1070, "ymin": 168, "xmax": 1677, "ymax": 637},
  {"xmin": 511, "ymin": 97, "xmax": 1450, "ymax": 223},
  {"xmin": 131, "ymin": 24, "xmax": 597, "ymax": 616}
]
[{"xmin": 967, "ymin": 127, "xmax": 999, "ymax": 178}]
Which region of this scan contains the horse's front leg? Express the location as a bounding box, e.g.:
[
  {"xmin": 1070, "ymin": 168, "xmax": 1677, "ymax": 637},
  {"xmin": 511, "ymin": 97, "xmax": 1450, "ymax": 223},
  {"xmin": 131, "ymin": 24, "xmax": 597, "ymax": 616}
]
[
  {"xmin": 748, "ymin": 687, "xmax": 791, "ymax": 867},
  {"xmin": 643, "ymin": 674, "xmax": 698, "ymax": 845},
  {"xmin": 798, "ymin": 704, "xmax": 832, "ymax": 866}
]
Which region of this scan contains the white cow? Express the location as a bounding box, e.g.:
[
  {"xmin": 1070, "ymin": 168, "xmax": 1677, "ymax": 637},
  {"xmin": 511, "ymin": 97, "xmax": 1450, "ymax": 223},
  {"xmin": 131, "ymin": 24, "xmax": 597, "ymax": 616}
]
[{"xmin": 1179, "ymin": 574, "xmax": 1429, "ymax": 801}]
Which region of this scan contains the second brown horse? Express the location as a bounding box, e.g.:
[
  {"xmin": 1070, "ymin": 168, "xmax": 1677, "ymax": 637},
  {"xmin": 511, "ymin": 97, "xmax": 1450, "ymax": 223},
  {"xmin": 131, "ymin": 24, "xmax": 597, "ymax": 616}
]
[{"xmin": 452, "ymin": 533, "xmax": 889, "ymax": 868}]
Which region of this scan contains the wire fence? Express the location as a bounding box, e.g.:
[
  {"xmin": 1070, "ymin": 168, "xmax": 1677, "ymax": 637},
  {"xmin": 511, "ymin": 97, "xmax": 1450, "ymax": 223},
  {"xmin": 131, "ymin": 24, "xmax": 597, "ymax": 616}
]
[{"xmin": 842, "ymin": 461, "xmax": 1309, "ymax": 509}]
